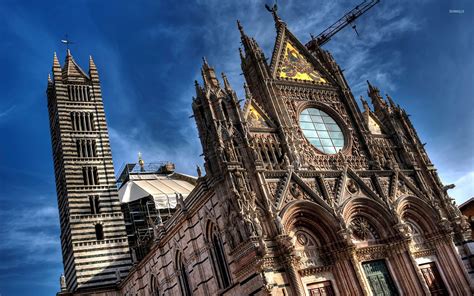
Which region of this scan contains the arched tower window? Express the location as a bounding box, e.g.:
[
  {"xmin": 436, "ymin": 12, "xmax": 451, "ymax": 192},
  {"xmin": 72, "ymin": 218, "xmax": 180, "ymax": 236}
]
[
  {"xmin": 176, "ymin": 253, "xmax": 192, "ymax": 296},
  {"xmin": 210, "ymin": 231, "xmax": 231, "ymax": 289},
  {"xmin": 95, "ymin": 224, "xmax": 104, "ymax": 240}
]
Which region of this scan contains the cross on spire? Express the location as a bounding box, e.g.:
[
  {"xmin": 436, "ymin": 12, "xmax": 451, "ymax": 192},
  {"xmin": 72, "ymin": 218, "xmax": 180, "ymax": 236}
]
[{"xmin": 61, "ymin": 34, "xmax": 75, "ymax": 50}]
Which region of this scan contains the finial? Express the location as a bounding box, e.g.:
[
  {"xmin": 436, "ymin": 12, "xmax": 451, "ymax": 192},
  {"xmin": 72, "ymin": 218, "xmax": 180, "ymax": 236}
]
[
  {"xmin": 138, "ymin": 152, "xmax": 145, "ymax": 172},
  {"xmin": 202, "ymin": 56, "xmax": 209, "ymax": 67},
  {"xmin": 265, "ymin": 2, "xmax": 281, "ymax": 24},
  {"xmin": 66, "ymin": 48, "xmax": 71, "ymax": 57}
]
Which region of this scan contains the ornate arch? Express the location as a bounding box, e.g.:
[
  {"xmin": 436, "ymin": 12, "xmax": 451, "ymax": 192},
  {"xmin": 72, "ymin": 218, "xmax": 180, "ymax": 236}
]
[
  {"xmin": 280, "ymin": 200, "xmax": 341, "ymax": 245},
  {"xmin": 342, "ymin": 197, "xmax": 397, "ymax": 240},
  {"xmin": 396, "ymin": 195, "xmax": 440, "ymax": 235}
]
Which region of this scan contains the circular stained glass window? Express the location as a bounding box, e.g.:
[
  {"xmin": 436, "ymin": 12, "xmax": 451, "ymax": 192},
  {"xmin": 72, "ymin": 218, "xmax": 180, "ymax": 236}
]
[{"xmin": 299, "ymin": 108, "xmax": 345, "ymax": 154}]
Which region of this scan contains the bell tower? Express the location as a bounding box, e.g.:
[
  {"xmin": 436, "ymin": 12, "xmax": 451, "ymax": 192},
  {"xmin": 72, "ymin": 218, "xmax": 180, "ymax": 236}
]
[{"xmin": 46, "ymin": 50, "xmax": 131, "ymax": 292}]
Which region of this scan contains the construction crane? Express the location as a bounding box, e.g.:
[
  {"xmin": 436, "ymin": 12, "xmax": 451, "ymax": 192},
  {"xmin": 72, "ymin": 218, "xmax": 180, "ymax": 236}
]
[{"xmin": 306, "ymin": 0, "xmax": 380, "ymax": 50}]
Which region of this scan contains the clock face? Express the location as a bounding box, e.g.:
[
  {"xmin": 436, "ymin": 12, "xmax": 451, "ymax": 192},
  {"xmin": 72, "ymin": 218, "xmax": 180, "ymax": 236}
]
[
  {"xmin": 299, "ymin": 108, "xmax": 345, "ymax": 154},
  {"xmin": 279, "ymin": 42, "xmax": 327, "ymax": 83}
]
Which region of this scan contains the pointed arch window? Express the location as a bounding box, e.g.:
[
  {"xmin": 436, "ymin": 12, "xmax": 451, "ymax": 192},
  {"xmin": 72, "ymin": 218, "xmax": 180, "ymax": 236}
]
[
  {"xmin": 209, "ymin": 230, "xmax": 231, "ymax": 289},
  {"xmin": 176, "ymin": 253, "xmax": 192, "ymax": 296}
]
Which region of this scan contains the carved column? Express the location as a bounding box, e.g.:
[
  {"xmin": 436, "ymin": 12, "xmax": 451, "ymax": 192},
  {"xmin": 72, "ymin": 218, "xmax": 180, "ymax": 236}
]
[
  {"xmin": 284, "ymin": 255, "xmax": 304, "ymax": 296},
  {"xmin": 387, "ymin": 241, "xmax": 426, "ymax": 294},
  {"xmin": 343, "ymin": 247, "xmax": 368, "ymax": 296},
  {"xmin": 431, "ymin": 234, "xmax": 472, "ymax": 294}
]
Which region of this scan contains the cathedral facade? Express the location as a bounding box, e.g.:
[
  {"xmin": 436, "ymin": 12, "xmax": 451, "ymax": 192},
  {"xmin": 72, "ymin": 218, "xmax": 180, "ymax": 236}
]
[{"xmin": 47, "ymin": 12, "xmax": 473, "ymax": 296}]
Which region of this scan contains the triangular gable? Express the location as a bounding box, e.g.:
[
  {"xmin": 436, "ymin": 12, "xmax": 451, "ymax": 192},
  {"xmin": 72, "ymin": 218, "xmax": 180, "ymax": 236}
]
[
  {"xmin": 243, "ymin": 100, "xmax": 274, "ymax": 129},
  {"xmin": 278, "ymin": 41, "xmax": 327, "ymax": 83},
  {"xmin": 269, "ymin": 25, "xmax": 332, "ymax": 85},
  {"xmin": 367, "ymin": 114, "xmax": 383, "ymax": 134},
  {"xmin": 247, "ymin": 104, "xmax": 270, "ymax": 128},
  {"xmin": 363, "ymin": 111, "xmax": 385, "ymax": 135}
]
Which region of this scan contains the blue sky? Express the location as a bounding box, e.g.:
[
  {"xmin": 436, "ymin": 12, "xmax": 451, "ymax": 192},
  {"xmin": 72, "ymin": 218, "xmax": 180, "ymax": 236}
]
[{"xmin": 0, "ymin": 0, "xmax": 472, "ymax": 295}]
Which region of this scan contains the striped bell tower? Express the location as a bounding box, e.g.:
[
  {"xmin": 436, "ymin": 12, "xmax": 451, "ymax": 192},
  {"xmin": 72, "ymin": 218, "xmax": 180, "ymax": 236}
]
[{"xmin": 46, "ymin": 50, "xmax": 132, "ymax": 292}]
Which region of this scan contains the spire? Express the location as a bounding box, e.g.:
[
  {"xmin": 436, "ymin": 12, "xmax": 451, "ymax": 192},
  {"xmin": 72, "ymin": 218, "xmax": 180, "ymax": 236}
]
[
  {"xmin": 89, "ymin": 55, "xmax": 99, "ymax": 81},
  {"xmin": 360, "ymin": 96, "xmax": 370, "ymax": 113},
  {"xmin": 237, "ymin": 20, "xmax": 245, "ymax": 37},
  {"xmin": 53, "ymin": 52, "xmax": 61, "ymax": 69},
  {"xmin": 367, "ymin": 80, "xmax": 386, "ymax": 113},
  {"xmin": 201, "ymin": 57, "xmax": 219, "ymax": 90},
  {"xmin": 386, "ymin": 94, "xmax": 397, "ymax": 109},
  {"xmin": 221, "ymin": 72, "xmax": 233, "ymax": 92},
  {"xmin": 89, "ymin": 55, "xmax": 97, "ymax": 70},
  {"xmin": 52, "ymin": 52, "xmax": 62, "ymax": 82}
]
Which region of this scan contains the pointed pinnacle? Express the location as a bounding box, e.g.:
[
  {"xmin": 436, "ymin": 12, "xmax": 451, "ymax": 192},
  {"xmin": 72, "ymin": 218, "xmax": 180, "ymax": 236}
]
[
  {"xmin": 202, "ymin": 56, "xmax": 209, "ymax": 67},
  {"xmin": 66, "ymin": 48, "xmax": 71, "ymax": 57},
  {"xmin": 222, "ymin": 73, "xmax": 232, "ymax": 91},
  {"xmin": 48, "ymin": 73, "xmax": 52, "ymax": 82},
  {"xmin": 89, "ymin": 55, "xmax": 96, "ymax": 69},
  {"xmin": 53, "ymin": 52, "xmax": 61, "ymax": 69},
  {"xmin": 237, "ymin": 20, "xmax": 244, "ymax": 34},
  {"xmin": 360, "ymin": 96, "xmax": 370, "ymax": 112},
  {"xmin": 386, "ymin": 94, "xmax": 396, "ymax": 108}
]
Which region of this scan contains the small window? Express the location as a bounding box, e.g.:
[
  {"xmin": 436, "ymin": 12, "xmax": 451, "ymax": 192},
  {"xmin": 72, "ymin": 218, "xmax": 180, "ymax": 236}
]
[
  {"xmin": 89, "ymin": 196, "xmax": 100, "ymax": 214},
  {"xmin": 82, "ymin": 166, "xmax": 99, "ymax": 185},
  {"xmin": 95, "ymin": 224, "xmax": 104, "ymax": 240}
]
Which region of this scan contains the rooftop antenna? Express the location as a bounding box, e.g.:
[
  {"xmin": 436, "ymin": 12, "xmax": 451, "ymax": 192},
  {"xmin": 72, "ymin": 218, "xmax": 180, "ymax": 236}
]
[
  {"xmin": 61, "ymin": 34, "xmax": 74, "ymax": 50},
  {"xmin": 306, "ymin": 0, "xmax": 380, "ymax": 49}
]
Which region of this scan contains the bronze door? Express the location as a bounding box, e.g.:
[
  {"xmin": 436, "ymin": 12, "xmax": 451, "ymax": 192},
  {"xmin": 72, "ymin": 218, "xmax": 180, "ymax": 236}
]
[
  {"xmin": 419, "ymin": 262, "xmax": 448, "ymax": 295},
  {"xmin": 362, "ymin": 260, "xmax": 398, "ymax": 296}
]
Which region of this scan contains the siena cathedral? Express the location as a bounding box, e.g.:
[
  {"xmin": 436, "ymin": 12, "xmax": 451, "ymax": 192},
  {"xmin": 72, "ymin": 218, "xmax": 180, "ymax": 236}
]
[{"xmin": 46, "ymin": 8, "xmax": 473, "ymax": 296}]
